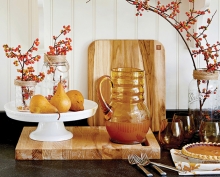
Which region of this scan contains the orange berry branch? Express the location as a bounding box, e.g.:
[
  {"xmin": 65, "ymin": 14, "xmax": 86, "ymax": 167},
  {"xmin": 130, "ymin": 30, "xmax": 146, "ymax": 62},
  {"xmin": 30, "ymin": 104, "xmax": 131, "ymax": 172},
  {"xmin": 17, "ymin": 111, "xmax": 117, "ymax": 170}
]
[
  {"xmin": 126, "ymin": 0, "xmax": 220, "ymax": 72},
  {"xmin": 3, "ymin": 39, "xmax": 45, "ymax": 82},
  {"xmin": 45, "ymin": 25, "xmax": 72, "ymax": 100},
  {"xmin": 47, "ymin": 25, "xmax": 72, "ymax": 55}
]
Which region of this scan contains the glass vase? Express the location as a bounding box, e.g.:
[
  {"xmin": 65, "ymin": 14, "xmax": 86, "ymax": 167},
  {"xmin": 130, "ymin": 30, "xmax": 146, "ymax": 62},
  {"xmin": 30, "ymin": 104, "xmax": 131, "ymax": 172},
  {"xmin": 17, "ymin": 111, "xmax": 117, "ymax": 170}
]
[
  {"xmin": 40, "ymin": 54, "xmax": 69, "ymax": 100},
  {"xmin": 188, "ymin": 69, "xmax": 220, "ymax": 131},
  {"xmin": 14, "ymin": 80, "xmax": 37, "ymax": 111}
]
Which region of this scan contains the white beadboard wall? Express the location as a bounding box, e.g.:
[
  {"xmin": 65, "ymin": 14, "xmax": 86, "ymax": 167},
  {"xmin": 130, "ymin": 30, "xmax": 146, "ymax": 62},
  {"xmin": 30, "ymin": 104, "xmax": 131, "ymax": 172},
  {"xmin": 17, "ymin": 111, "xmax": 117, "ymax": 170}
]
[{"xmin": 0, "ymin": 0, "xmax": 219, "ymax": 111}]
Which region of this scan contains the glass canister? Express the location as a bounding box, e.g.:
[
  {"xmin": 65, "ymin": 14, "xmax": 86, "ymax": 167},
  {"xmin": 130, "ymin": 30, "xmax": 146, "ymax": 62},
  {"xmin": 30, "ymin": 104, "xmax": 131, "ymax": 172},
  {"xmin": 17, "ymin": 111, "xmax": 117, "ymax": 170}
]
[
  {"xmin": 97, "ymin": 67, "xmax": 151, "ymax": 144},
  {"xmin": 14, "ymin": 80, "xmax": 36, "ymax": 111},
  {"xmin": 40, "ymin": 54, "xmax": 69, "ymax": 100},
  {"xmin": 188, "ymin": 69, "xmax": 220, "ymax": 131}
]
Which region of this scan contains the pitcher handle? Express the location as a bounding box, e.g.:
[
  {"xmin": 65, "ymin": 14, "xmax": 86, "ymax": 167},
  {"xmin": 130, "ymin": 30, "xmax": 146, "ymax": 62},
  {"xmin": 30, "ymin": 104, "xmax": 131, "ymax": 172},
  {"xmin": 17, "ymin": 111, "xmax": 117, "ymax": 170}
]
[{"xmin": 96, "ymin": 75, "xmax": 113, "ymax": 120}]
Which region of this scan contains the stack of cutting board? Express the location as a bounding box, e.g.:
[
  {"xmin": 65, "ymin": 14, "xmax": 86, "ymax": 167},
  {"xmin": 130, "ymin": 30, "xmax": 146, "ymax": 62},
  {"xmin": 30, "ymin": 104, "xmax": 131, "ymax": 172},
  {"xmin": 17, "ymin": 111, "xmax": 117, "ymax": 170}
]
[{"xmin": 15, "ymin": 126, "xmax": 160, "ymax": 160}]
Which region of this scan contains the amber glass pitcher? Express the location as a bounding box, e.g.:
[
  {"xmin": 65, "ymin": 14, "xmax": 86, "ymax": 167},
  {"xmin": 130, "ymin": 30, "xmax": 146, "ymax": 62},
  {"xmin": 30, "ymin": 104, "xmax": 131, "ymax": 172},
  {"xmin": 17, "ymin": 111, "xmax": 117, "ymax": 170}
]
[{"xmin": 97, "ymin": 67, "xmax": 151, "ymax": 144}]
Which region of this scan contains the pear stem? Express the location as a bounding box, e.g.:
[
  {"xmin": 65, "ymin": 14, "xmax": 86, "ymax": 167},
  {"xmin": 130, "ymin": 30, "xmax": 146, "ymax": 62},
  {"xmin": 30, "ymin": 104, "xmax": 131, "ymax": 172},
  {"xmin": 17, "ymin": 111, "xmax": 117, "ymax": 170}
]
[{"xmin": 57, "ymin": 112, "xmax": 61, "ymax": 120}]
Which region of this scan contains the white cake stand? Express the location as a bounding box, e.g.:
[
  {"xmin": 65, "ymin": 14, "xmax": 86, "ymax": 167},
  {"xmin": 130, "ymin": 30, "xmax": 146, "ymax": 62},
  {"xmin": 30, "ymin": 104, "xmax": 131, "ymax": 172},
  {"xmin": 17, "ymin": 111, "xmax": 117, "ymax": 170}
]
[{"xmin": 4, "ymin": 100, "xmax": 98, "ymax": 142}]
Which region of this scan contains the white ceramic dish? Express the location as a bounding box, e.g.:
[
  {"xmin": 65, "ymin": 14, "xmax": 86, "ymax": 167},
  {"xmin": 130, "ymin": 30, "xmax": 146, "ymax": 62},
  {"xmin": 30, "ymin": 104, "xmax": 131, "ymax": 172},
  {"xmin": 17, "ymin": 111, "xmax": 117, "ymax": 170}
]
[
  {"xmin": 4, "ymin": 100, "xmax": 98, "ymax": 141},
  {"xmin": 170, "ymin": 149, "xmax": 220, "ymax": 175}
]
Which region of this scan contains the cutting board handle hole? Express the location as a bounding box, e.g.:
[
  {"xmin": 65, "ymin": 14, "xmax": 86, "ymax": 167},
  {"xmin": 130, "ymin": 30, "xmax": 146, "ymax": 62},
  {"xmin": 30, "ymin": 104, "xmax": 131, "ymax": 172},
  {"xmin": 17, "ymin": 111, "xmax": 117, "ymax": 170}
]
[{"xmin": 141, "ymin": 139, "xmax": 149, "ymax": 146}]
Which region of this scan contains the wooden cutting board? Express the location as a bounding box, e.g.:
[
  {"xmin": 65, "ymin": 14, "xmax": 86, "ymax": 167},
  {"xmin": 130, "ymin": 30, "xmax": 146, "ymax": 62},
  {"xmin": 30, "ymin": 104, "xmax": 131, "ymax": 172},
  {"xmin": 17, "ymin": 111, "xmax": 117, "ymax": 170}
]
[
  {"xmin": 15, "ymin": 126, "xmax": 160, "ymax": 160},
  {"xmin": 87, "ymin": 40, "xmax": 166, "ymax": 132}
]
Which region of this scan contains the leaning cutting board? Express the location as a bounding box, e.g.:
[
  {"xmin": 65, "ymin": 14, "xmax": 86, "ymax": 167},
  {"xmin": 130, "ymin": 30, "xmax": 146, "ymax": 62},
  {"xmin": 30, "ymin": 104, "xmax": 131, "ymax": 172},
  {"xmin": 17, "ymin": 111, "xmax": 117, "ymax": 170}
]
[{"xmin": 87, "ymin": 40, "xmax": 166, "ymax": 132}]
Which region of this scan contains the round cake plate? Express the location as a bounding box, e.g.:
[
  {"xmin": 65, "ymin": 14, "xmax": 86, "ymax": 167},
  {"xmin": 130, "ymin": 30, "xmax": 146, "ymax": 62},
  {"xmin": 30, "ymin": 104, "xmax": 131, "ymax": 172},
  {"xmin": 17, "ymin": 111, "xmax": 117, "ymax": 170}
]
[{"xmin": 4, "ymin": 99, "xmax": 98, "ymax": 142}]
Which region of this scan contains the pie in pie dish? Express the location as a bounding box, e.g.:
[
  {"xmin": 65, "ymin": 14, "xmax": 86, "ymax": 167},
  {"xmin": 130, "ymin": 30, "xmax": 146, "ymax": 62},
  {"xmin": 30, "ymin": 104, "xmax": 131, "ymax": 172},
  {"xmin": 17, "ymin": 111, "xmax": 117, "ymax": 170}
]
[{"xmin": 181, "ymin": 142, "xmax": 220, "ymax": 161}]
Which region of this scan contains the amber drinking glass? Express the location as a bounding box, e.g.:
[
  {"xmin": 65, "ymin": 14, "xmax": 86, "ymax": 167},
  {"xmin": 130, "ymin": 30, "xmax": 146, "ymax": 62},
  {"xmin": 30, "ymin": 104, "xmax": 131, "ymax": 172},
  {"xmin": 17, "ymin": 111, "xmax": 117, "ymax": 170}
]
[
  {"xmin": 172, "ymin": 112, "xmax": 195, "ymax": 145},
  {"xmin": 199, "ymin": 119, "xmax": 220, "ymax": 143},
  {"xmin": 158, "ymin": 118, "xmax": 184, "ymax": 150}
]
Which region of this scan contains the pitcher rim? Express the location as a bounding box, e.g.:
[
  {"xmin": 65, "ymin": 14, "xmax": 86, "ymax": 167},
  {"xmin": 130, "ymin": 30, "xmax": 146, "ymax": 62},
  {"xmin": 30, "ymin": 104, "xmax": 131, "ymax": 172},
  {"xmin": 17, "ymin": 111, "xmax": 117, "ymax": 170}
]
[{"xmin": 111, "ymin": 67, "xmax": 144, "ymax": 72}]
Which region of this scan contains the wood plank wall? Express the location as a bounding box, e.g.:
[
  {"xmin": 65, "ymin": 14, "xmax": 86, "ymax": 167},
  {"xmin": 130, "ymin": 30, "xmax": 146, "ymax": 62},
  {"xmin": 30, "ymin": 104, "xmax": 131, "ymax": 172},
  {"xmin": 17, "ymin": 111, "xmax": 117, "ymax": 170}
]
[{"xmin": 0, "ymin": 0, "xmax": 219, "ymax": 112}]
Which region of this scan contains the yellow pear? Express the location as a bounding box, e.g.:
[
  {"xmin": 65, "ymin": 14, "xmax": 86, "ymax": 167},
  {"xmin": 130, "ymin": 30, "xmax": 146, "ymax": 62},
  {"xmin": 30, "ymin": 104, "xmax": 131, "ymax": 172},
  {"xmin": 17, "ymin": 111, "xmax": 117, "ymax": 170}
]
[
  {"xmin": 50, "ymin": 79, "xmax": 71, "ymax": 113},
  {"xmin": 66, "ymin": 90, "xmax": 84, "ymax": 111},
  {"xmin": 30, "ymin": 94, "xmax": 60, "ymax": 115}
]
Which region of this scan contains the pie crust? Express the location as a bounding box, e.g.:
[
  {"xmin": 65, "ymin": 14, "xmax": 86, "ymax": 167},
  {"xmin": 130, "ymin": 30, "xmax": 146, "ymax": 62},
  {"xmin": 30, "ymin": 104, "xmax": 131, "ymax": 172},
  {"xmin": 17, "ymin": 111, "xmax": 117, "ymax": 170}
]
[{"xmin": 181, "ymin": 142, "xmax": 220, "ymax": 161}]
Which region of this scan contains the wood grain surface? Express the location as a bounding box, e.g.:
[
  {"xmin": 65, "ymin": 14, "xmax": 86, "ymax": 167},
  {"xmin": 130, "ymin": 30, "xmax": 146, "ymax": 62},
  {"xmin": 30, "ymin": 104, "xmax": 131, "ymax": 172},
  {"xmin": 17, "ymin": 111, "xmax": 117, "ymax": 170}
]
[
  {"xmin": 15, "ymin": 126, "xmax": 160, "ymax": 160},
  {"xmin": 87, "ymin": 40, "xmax": 166, "ymax": 132}
]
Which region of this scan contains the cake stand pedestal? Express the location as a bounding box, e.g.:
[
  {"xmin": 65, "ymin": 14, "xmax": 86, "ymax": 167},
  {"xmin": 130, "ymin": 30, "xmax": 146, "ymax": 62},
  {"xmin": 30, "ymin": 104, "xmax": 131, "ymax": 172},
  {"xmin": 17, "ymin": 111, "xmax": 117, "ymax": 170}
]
[
  {"xmin": 29, "ymin": 122, "xmax": 73, "ymax": 141},
  {"xmin": 4, "ymin": 99, "xmax": 98, "ymax": 141}
]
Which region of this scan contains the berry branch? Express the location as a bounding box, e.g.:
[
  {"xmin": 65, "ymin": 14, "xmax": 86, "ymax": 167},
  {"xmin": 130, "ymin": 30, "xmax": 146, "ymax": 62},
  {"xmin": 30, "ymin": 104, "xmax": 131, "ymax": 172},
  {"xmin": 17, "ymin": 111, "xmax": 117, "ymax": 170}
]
[
  {"xmin": 3, "ymin": 39, "xmax": 45, "ymax": 82},
  {"xmin": 47, "ymin": 25, "xmax": 72, "ymax": 55},
  {"xmin": 45, "ymin": 25, "xmax": 72, "ymax": 100},
  {"xmin": 126, "ymin": 0, "xmax": 220, "ymax": 72}
]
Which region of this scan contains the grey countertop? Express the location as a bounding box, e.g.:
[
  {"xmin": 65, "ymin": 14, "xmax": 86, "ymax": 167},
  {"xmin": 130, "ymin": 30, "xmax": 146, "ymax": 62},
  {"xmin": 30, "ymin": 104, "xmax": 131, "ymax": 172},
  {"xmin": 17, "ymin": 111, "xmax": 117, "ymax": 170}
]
[
  {"xmin": 0, "ymin": 114, "xmax": 218, "ymax": 177},
  {"xmin": 2, "ymin": 137, "xmax": 219, "ymax": 177}
]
